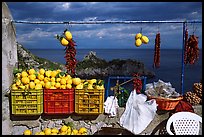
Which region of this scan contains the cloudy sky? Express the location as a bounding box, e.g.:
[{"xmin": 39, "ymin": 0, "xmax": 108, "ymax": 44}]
[{"xmin": 6, "ymin": 2, "xmax": 202, "ymax": 49}]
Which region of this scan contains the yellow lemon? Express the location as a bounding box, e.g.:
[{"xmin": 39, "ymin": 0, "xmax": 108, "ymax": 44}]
[
  {"xmin": 15, "ymin": 79, "xmax": 21, "ymax": 86},
  {"xmin": 29, "ymin": 82, "xmax": 35, "ymax": 89},
  {"xmin": 66, "ymin": 79, "xmax": 72, "ymax": 85},
  {"xmin": 55, "ymin": 82, "xmax": 61, "ymax": 89},
  {"xmin": 39, "ymin": 131, "xmax": 45, "ymax": 135},
  {"xmin": 25, "ymin": 84, "xmax": 29, "ymax": 90},
  {"xmin": 39, "ymin": 68, "xmax": 45, "ymax": 75},
  {"xmin": 50, "ymin": 77, "xmax": 55, "ymax": 82},
  {"xmin": 60, "ymin": 78, "xmax": 66, "ymax": 85},
  {"xmin": 76, "ymin": 83, "xmax": 83, "ymax": 89},
  {"xmin": 89, "ymin": 79, "xmax": 97, "ymax": 84},
  {"xmin": 21, "ymin": 77, "xmax": 30, "ymax": 84},
  {"xmin": 44, "ymin": 128, "xmax": 52, "ymax": 135},
  {"xmin": 21, "ymin": 71, "xmax": 28, "ymax": 77},
  {"xmin": 66, "ymin": 74, "xmax": 72, "ymax": 79},
  {"xmin": 34, "ymin": 79, "xmax": 40, "ymax": 84},
  {"xmin": 50, "ymin": 86, "xmax": 57, "ymax": 89},
  {"xmin": 23, "ymin": 129, "xmax": 32, "ymax": 135},
  {"xmin": 51, "ymin": 71, "xmax": 57, "ymax": 78},
  {"xmin": 64, "ymin": 30, "xmax": 73, "ymax": 41},
  {"xmin": 87, "ymin": 84, "xmax": 94, "ymax": 89},
  {"xmin": 71, "ymin": 129, "xmax": 78, "ymax": 135},
  {"xmin": 29, "ymin": 74, "xmax": 36, "ymax": 81},
  {"xmin": 135, "ymin": 33, "xmax": 142, "ymax": 39},
  {"xmin": 44, "ymin": 77, "xmax": 50, "ymax": 83},
  {"xmin": 141, "ymin": 35, "xmax": 149, "ymax": 44},
  {"xmin": 37, "ymin": 74, "xmax": 44, "ymax": 81},
  {"xmin": 40, "ymin": 81, "xmax": 45, "ymax": 87},
  {"xmin": 78, "ymin": 127, "xmax": 87, "ymax": 134},
  {"xmin": 60, "ymin": 37, "xmax": 69, "ymax": 46},
  {"xmin": 135, "ymin": 39, "xmax": 142, "ymax": 47},
  {"xmin": 56, "ymin": 78, "xmax": 61, "ymax": 82},
  {"xmin": 60, "ymin": 125, "xmax": 68, "ymax": 132},
  {"xmin": 66, "ymin": 84, "xmax": 72, "ymax": 89},
  {"xmin": 16, "ymin": 73, "xmax": 21, "ymax": 78},
  {"xmin": 35, "ymin": 83, "xmax": 43, "ymax": 90},
  {"xmin": 50, "ymin": 132, "xmax": 57, "ymax": 135},
  {"xmin": 28, "ymin": 68, "xmax": 35, "ymax": 75},
  {"xmin": 45, "ymin": 70, "xmax": 52, "ymax": 77},
  {"xmin": 59, "ymin": 131, "xmax": 67, "ymax": 135},
  {"xmin": 45, "ymin": 82, "xmax": 52, "ymax": 89},
  {"xmin": 11, "ymin": 84, "xmax": 18, "ymax": 90},
  {"xmin": 51, "ymin": 81, "xmax": 56, "ymax": 86},
  {"xmin": 34, "ymin": 132, "xmax": 40, "ymax": 135},
  {"xmin": 72, "ymin": 78, "xmax": 81, "ymax": 86},
  {"xmin": 60, "ymin": 84, "xmax": 66, "ymax": 89},
  {"xmin": 19, "ymin": 85, "xmax": 26, "ymax": 90},
  {"xmin": 51, "ymin": 128, "xmax": 59, "ymax": 134}
]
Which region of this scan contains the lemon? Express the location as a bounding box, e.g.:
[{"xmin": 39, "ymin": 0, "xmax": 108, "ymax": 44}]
[
  {"xmin": 40, "ymin": 81, "xmax": 45, "ymax": 87},
  {"xmin": 64, "ymin": 30, "xmax": 73, "ymax": 41},
  {"xmin": 29, "ymin": 74, "xmax": 36, "ymax": 81},
  {"xmin": 50, "ymin": 86, "xmax": 57, "ymax": 89},
  {"xmin": 78, "ymin": 127, "xmax": 87, "ymax": 134},
  {"xmin": 51, "ymin": 128, "xmax": 59, "ymax": 134},
  {"xmin": 39, "ymin": 131, "xmax": 45, "ymax": 135},
  {"xmin": 29, "ymin": 82, "xmax": 35, "ymax": 89},
  {"xmin": 56, "ymin": 78, "xmax": 61, "ymax": 82},
  {"xmin": 34, "ymin": 79, "xmax": 40, "ymax": 84},
  {"xmin": 59, "ymin": 131, "xmax": 67, "ymax": 135},
  {"xmin": 135, "ymin": 33, "xmax": 142, "ymax": 39},
  {"xmin": 28, "ymin": 68, "xmax": 35, "ymax": 75},
  {"xmin": 51, "ymin": 81, "xmax": 56, "ymax": 86},
  {"xmin": 21, "ymin": 71, "xmax": 28, "ymax": 77},
  {"xmin": 16, "ymin": 73, "xmax": 21, "ymax": 78},
  {"xmin": 35, "ymin": 83, "xmax": 43, "ymax": 90},
  {"xmin": 66, "ymin": 74, "xmax": 72, "ymax": 79},
  {"xmin": 60, "ymin": 84, "xmax": 66, "ymax": 89},
  {"xmin": 15, "ymin": 79, "xmax": 21, "ymax": 86},
  {"xmin": 66, "ymin": 79, "xmax": 72, "ymax": 85},
  {"xmin": 25, "ymin": 84, "xmax": 29, "ymax": 90},
  {"xmin": 141, "ymin": 35, "xmax": 149, "ymax": 44},
  {"xmin": 44, "ymin": 77, "xmax": 50, "ymax": 83},
  {"xmin": 45, "ymin": 82, "xmax": 52, "ymax": 89},
  {"xmin": 50, "ymin": 132, "xmax": 57, "ymax": 135},
  {"xmin": 11, "ymin": 84, "xmax": 18, "ymax": 90},
  {"xmin": 87, "ymin": 84, "xmax": 94, "ymax": 89},
  {"xmin": 44, "ymin": 128, "xmax": 52, "ymax": 135},
  {"xmin": 89, "ymin": 79, "xmax": 97, "ymax": 84},
  {"xmin": 71, "ymin": 129, "xmax": 78, "ymax": 135},
  {"xmin": 21, "ymin": 77, "xmax": 30, "ymax": 84},
  {"xmin": 23, "ymin": 129, "xmax": 32, "ymax": 135},
  {"xmin": 66, "ymin": 84, "xmax": 72, "ymax": 89},
  {"xmin": 135, "ymin": 39, "xmax": 142, "ymax": 47},
  {"xmin": 55, "ymin": 82, "xmax": 61, "ymax": 89},
  {"xmin": 50, "ymin": 77, "xmax": 55, "ymax": 82},
  {"xmin": 60, "ymin": 125, "xmax": 68, "ymax": 132},
  {"xmin": 72, "ymin": 78, "xmax": 81, "ymax": 85},
  {"xmin": 45, "ymin": 70, "xmax": 52, "ymax": 77},
  {"xmin": 76, "ymin": 83, "xmax": 83, "ymax": 89},
  {"xmin": 39, "ymin": 68, "xmax": 45, "ymax": 75},
  {"xmin": 37, "ymin": 74, "xmax": 44, "ymax": 81},
  {"xmin": 35, "ymin": 132, "xmax": 40, "ymax": 135},
  {"xmin": 60, "ymin": 78, "xmax": 66, "ymax": 85},
  {"xmin": 51, "ymin": 71, "xmax": 57, "ymax": 78}
]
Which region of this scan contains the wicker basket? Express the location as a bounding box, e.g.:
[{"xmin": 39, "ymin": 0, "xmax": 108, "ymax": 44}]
[{"xmin": 147, "ymin": 95, "xmax": 183, "ymax": 111}]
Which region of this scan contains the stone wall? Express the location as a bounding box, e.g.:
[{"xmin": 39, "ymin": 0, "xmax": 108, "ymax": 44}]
[{"xmin": 2, "ymin": 2, "xmax": 18, "ymax": 135}]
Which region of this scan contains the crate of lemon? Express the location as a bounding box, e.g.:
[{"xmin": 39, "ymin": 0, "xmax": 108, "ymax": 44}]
[
  {"xmin": 75, "ymin": 79, "xmax": 105, "ymax": 114},
  {"xmin": 11, "ymin": 68, "xmax": 45, "ymax": 115}
]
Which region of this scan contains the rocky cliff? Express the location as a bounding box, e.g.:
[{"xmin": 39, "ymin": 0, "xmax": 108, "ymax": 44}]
[{"xmin": 17, "ymin": 45, "xmax": 155, "ymax": 79}]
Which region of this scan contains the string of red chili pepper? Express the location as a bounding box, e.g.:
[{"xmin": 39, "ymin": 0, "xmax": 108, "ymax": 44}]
[
  {"xmin": 132, "ymin": 73, "xmax": 142, "ymax": 94},
  {"xmin": 186, "ymin": 34, "xmax": 199, "ymax": 64},
  {"xmin": 184, "ymin": 28, "xmax": 189, "ymax": 64},
  {"xmin": 64, "ymin": 39, "xmax": 77, "ymax": 76},
  {"xmin": 153, "ymin": 32, "xmax": 160, "ymax": 68}
]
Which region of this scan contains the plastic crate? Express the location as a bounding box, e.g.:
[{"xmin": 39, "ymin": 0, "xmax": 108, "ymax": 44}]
[
  {"xmin": 75, "ymin": 89, "xmax": 104, "ymax": 114},
  {"xmin": 43, "ymin": 89, "xmax": 74, "ymax": 114},
  {"xmin": 11, "ymin": 89, "xmax": 43, "ymax": 115}
]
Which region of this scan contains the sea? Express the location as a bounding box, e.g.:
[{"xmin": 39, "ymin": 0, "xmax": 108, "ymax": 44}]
[{"xmin": 28, "ymin": 48, "xmax": 202, "ymax": 95}]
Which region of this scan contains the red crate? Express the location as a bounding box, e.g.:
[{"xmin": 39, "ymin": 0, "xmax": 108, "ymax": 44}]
[{"xmin": 43, "ymin": 89, "xmax": 74, "ymax": 114}]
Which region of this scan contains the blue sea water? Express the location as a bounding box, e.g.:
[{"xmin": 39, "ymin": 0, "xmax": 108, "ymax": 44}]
[{"xmin": 28, "ymin": 48, "xmax": 202, "ymax": 95}]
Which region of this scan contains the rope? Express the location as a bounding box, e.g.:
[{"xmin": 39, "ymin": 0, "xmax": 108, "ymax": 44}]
[{"xmin": 11, "ymin": 20, "xmax": 202, "ymax": 25}]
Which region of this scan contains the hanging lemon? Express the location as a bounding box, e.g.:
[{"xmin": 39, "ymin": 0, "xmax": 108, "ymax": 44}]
[
  {"xmin": 56, "ymin": 35, "xmax": 69, "ymax": 46},
  {"xmin": 64, "ymin": 29, "xmax": 73, "ymax": 41},
  {"xmin": 135, "ymin": 33, "xmax": 142, "ymax": 40},
  {"xmin": 135, "ymin": 39, "xmax": 142, "ymax": 47},
  {"xmin": 141, "ymin": 35, "xmax": 149, "ymax": 44}
]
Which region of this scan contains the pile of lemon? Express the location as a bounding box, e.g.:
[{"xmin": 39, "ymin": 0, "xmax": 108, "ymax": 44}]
[
  {"xmin": 23, "ymin": 125, "xmax": 88, "ymax": 135},
  {"xmin": 135, "ymin": 33, "xmax": 149, "ymax": 47},
  {"xmin": 11, "ymin": 68, "xmax": 105, "ymax": 91}
]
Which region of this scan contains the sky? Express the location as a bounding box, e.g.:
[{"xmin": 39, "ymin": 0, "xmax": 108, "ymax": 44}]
[{"xmin": 6, "ymin": 2, "xmax": 202, "ymax": 49}]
